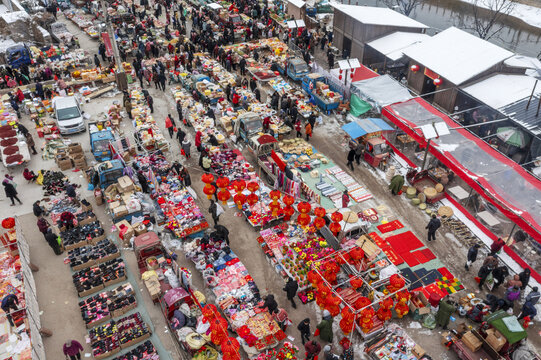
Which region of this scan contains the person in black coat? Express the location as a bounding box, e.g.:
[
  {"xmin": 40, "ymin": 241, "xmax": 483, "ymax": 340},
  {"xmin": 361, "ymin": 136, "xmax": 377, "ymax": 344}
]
[
  {"xmin": 518, "ymin": 268, "xmax": 531, "ymax": 290},
  {"xmin": 346, "ymin": 149, "xmax": 355, "ymax": 171},
  {"xmin": 2, "ymin": 178, "xmax": 21, "ymax": 206},
  {"xmin": 176, "ymin": 128, "xmax": 186, "ymax": 144},
  {"xmin": 45, "ymin": 228, "xmax": 62, "ymax": 255},
  {"xmin": 426, "ymin": 214, "xmax": 441, "ymax": 242},
  {"xmin": 297, "ymin": 318, "xmax": 311, "ymax": 345},
  {"xmin": 478, "ymin": 263, "xmax": 494, "ymax": 290},
  {"xmin": 465, "ymin": 244, "xmax": 480, "ymax": 270},
  {"xmin": 492, "ymin": 266, "xmax": 509, "ymax": 290},
  {"xmin": 249, "ymin": 77, "xmax": 257, "ymax": 93},
  {"xmin": 137, "ymin": 171, "xmax": 149, "ymax": 193},
  {"xmin": 283, "ymin": 277, "xmax": 299, "ymax": 308},
  {"xmin": 260, "ymin": 294, "xmax": 278, "ymax": 314},
  {"xmin": 214, "ymin": 224, "xmax": 230, "ymax": 245}
]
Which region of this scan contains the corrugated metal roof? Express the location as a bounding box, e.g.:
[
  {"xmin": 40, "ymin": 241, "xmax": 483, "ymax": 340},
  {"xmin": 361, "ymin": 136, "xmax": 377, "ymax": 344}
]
[{"xmin": 499, "ymin": 96, "xmax": 541, "ymax": 136}]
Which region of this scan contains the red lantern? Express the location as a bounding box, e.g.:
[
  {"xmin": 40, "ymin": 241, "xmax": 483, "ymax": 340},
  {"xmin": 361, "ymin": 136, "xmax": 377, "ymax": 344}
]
[
  {"xmin": 202, "ymin": 304, "xmax": 218, "ymax": 319},
  {"xmin": 314, "ymin": 207, "xmax": 326, "ymax": 218},
  {"xmin": 233, "ymin": 193, "xmax": 246, "ymax": 209},
  {"xmin": 221, "ymin": 337, "xmax": 240, "ymax": 355},
  {"xmin": 216, "ymin": 177, "xmax": 230, "ymax": 189},
  {"xmin": 339, "ymin": 75, "xmax": 342, "ymax": 80},
  {"xmin": 329, "ymin": 221, "xmax": 341, "ymax": 235},
  {"xmin": 307, "ymin": 270, "xmax": 321, "ymax": 286},
  {"xmin": 297, "ymin": 201, "xmax": 311, "ymax": 214},
  {"xmin": 340, "ymin": 317, "xmax": 355, "ymax": 335},
  {"xmin": 203, "ymin": 184, "xmax": 216, "ymax": 200},
  {"xmin": 269, "ymin": 202, "xmax": 281, "ymax": 217},
  {"xmin": 350, "ymin": 276, "xmax": 363, "ymax": 289},
  {"xmin": 341, "ymin": 307, "xmax": 355, "ymax": 321},
  {"xmin": 233, "ymin": 180, "xmax": 246, "ymax": 192},
  {"xmin": 283, "ymin": 205, "xmax": 295, "ymax": 220},
  {"xmin": 313, "ymin": 217, "xmax": 326, "ymax": 229},
  {"xmin": 395, "ymin": 301, "xmax": 409, "ymax": 318},
  {"xmin": 354, "ymin": 296, "xmax": 371, "ymax": 310},
  {"xmin": 269, "ymin": 190, "xmax": 281, "ymax": 201},
  {"xmin": 247, "ymin": 181, "xmax": 259, "ymax": 193},
  {"xmin": 410, "ymin": 64, "xmax": 420, "ymax": 73},
  {"xmin": 376, "ymin": 307, "xmax": 392, "ymax": 321},
  {"xmin": 2, "ymin": 217, "xmax": 15, "ymax": 229},
  {"xmin": 350, "ymin": 73, "xmax": 354, "ymax": 79},
  {"xmin": 297, "ymin": 213, "xmax": 311, "ymax": 226},
  {"xmin": 247, "ymin": 193, "xmax": 258, "ymax": 205},
  {"xmin": 433, "ymin": 78, "xmax": 443, "ymax": 86},
  {"xmin": 348, "ymin": 247, "xmax": 365, "ymax": 261},
  {"xmin": 283, "ymin": 195, "xmax": 295, "ymax": 206},
  {"xmin": 389, "ymin": 274, "xmax": 405, "ymax": 292},
  {"xmin": 217, "ymin": 189, "xmax": 231, "ymax": 204},
  {"xmin": 331, "ymin": 212, "xmax": 343, "ymax": 222},
  {"xmin": 339, "ymin": 69, "xmax": 343, "ymax": 74},
  {"xmin": 201, "ymin": 173, "xmax": 214, "ymax": 184},
  {"xmin": 379, "ymin": 297, "xmax": 394, "ymax": 311}
]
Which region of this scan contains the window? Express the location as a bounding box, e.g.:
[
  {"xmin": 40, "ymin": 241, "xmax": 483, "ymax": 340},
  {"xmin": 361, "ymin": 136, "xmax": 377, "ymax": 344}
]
[{"xmin": 57, "ymin": 106, "xmax": 81, "ymax": 121}]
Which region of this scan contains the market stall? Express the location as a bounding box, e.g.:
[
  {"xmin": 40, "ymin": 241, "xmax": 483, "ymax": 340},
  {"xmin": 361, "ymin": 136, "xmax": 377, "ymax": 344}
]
[{"xmin": 129, "ymin": 88, "xmax": 169, "ymax": 153}]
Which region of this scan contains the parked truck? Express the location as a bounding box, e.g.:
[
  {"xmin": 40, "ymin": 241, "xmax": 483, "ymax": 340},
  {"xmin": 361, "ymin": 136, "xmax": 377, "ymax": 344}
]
[
  {"xmin": 233, "ymin": 112, "xmax": 263, "ymax": 143},
  {"xmin": 91, "ymin": 159, "xmax": 125, "ymax": 190},
  {"xmin": 49, "ymin": 22, "xmax": 73, "ymax": 44},
  {"xmin": 302, "ymin": 73, "xmax": 343, "ymax": 111},
  {"xmin": 0, "ymin": 44, "xmax": 32, "ymax": 68},
  {"xmin": 276, "ymin": 57, "xmax": 310, "ymax": 81},
  {"xmin": 88, "ymin": 121, "xmax": 113, "ymax": 162}
]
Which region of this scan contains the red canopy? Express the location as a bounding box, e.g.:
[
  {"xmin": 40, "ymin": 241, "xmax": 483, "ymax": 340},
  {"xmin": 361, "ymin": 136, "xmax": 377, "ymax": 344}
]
[{"xmin": 382, "ymin": 98, "xmax": 541, "ymax": 245}]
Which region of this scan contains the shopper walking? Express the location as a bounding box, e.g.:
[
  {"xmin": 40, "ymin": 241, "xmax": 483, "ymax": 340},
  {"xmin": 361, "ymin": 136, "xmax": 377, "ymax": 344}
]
[
  {"xmin": 465, "ymin": 244, "xmax": 481, "ymax": 271},
  {"xmin": 176, "ymin": 100, "xmax": 184, "ymax": 124},
  {"xmin": 165, "ymin": 115, "xmax": 174, "ymax": 138},
  {"xmin": 26, "ymin": 132, "xmax": 37, "ymax": 154},
  {"xmin": 518, "ymin": 268, "xmax": 531, "ymax": 290},
  {"xmin": 354, "ymin": 142, "xmax": 363, "ymax": 165},
  {"xmin": 208, "ymin": 200, "xmax": 222, "ymax": 225},
  {"xmin": 426, "ymin": 214, "xmax": 441, "ymax": 242},
  {"xmin": 37, "ymin": 216, "xmax": 49, "ymax": 239},
  {"xmin": 63, "ymin": 340, "xmax": 84, "ymax": 360},
  {"xmin": 346, "ymin": 148, "xmax": 355, "ymax": 171},
  {"xmin": 305, "ymin": 122, "xmax": 312, "ymax": 141},
  {"xmin": 489, "ymin": 237, "xmax": 505, "ymax": 256},
  {"xmin": 525, "ymin": 287, "xmax": 540, "ymax": 304},
  {"xmin": 305, "ymin": 340, "xmax": 321, "ymax": 360},
  {"xmin": 295, "ymin": 120, "xmax": 302, "ymax": 138},
  {"xmin": 435, "ymin": 297, "xmax": 456, "ymax": 329},
  {"xmin": 181, "ymin": 138, "xmax": 191, "ymax": 159},
  {"xmin": 2, "ymin": 175, "xmax": 21, "ymax": 206},
  {"xmin": 45, "ymin": 228, "xmax": 62, "ymax": 255},
  {"xmin": 298, "ymin": 318, "xmax": 311, "ymax": 345},
  {"xmin": 283, "ymin": 277, "xmax": 299, "ymax": 308},
  {"xmin": 146, "ymin": 94, "xmax": 154, "ymax": 113},
  {"xmin": 477, "ymin": 262, "xmax": 494, "ymax": 290},
  {"xmin": 315, "ymin": 310, "xmax": 333, "ymax": 343}
]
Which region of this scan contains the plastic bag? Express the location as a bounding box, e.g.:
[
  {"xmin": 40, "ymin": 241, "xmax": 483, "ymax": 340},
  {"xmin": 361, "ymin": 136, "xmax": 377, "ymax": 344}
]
[{"xmin": 422, "ymin": 313, "xmax": 437, "ymax": 329}]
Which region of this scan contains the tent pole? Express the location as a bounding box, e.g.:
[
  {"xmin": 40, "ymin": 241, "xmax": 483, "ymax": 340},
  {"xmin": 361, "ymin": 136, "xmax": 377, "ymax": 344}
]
[
  {"xmin": 421, "ymin": 139, "xmax": 431, "ymax": 171},
  {"xmin": 525, "ymin": 80, "xmax": 538, "ymax": 110}
]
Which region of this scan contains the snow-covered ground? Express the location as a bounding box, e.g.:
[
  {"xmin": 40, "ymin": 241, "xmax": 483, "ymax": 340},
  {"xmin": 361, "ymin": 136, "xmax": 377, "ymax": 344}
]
[{"xmin": 459, "ymin": 0, "xmax": 541, "ymax": 29}]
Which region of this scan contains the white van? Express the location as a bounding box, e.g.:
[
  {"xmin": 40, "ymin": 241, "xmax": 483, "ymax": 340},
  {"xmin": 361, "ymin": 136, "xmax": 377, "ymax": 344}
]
[{"xmin": 53, "ymin": 96, "xmax": 85, "ymax": 134}]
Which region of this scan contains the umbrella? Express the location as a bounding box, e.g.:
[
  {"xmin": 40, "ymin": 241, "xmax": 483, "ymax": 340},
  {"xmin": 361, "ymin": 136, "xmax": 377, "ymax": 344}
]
[{"xmin": 496, "ymin": 127, "xmax": 529, "ymax": 148}]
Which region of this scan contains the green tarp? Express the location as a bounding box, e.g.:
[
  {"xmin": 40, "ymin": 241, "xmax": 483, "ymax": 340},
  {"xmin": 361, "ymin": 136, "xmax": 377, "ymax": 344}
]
[
  {"xmin": 487, "ymin": 311, "xmax": 527, "ymax": 345},
  {"xmin": 349, "ymin": 94, "xmax": 372, "ymax": 117}
]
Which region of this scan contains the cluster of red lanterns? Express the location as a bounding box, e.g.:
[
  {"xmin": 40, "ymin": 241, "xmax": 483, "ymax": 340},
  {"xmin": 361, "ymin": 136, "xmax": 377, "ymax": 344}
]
[
  {"xmin": 395, "ymin": 290, "xmax": 411, "ymax": 318},
  {"xmin": 339, "ymin": 307, "xmax": 356, "ymax": 335},
  {"xmin": 376, "ymin": 297, "xmax": 394, "ymax": 322},
  {"xmin": 282, "ymin": 195, "xmax": 295, "ymax": 221},
  {"xmin": 216, "ymin": 177, "xmax": 230, "ymax": 204},
  {"xmin": 359, "ymin": 306, "xmax": 375, "ymax": 333},
  {"xmin": 387, "ymin": 274, "xmax": 406, "ymax": 293},
  {"xmin": 202, "ymin": 304, "xmax": 229, "ymax": 346},
  {"xmin": 221, "ymin": 337, "xmax": 241, "ymax": 360},
  {"xmin": 313, "ymin": 207, "xmax": 326, "ymax": 230},
  {"xmin": 329, "ymin": 211, "xmax": 343, "ymax": 235},
  {"xmin": 269, "ymin": 190, "xmax": 282, "ymax": 217},
  {"xmin": 246, "ymin": 181, "xmax": 259, "ymax": 205},
  {"xmin": 202, "ymin": 173, "xmax": 216, "ymax": 200},
  {"xmin": 232, "ymin": 180, "xmax": 247, "ymax": 209},
  {"xmin": 296, "ymin": 201, "xmax": 311, "ymax": 227}
]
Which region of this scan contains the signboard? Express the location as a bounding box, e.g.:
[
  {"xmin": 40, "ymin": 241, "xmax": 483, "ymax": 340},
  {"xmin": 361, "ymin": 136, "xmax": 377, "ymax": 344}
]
[{"xmin": 424, "ymin": 67, "xmax": 439, "ymax": 80}]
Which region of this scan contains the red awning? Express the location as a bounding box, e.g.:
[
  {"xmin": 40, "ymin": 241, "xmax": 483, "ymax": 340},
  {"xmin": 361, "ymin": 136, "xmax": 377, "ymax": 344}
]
[{"xmin": 382, "ymin": 98, "xmax": 541, "ymax": 244}]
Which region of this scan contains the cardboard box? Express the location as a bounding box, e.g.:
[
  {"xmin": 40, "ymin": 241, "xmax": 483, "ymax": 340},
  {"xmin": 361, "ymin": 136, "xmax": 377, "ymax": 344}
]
[
  {"xmin": 461, "ymin": 331, "xmax": 482, "ymax": 353},
  {"xmin": 411, "ymin": 344, "xmax": 426, "ymax": 359},
  {"xmin": 79, "ymin": 214, "xmax": 97, "ymax": 226},
  {"xmin": 113, "ymin": 205, "xmax": 128, "ymax": 218},
  {"xmin": 115, "ymin": 220, "xmax": 134, "ymax": 245},
  {"xmin": 441, "ymin": 331, "xmax": 452, "ymax": 345},
  {"xmin": 104, "ymin": 184, "xmax": 119, "ymax": 200},
  {"xmin": 486, "ymin": 329, "xmax": 506, "ymax": 352},
  {"xmin": 409, "ymin": 291, "xmax": 430, "ymax": 315},
  {"xmin": 58, "ymin": 158, "xmax": 73, "ymax": 170},
  {"xmin": 68, "ymin": 143, "xmax": 83, "ymax": 154},
  {"xmin": 133, "ymin": 223, "xmax": 147, "ymax": 236},
  {"xmin": 117, "ymin": 176, "xmax": 134, "ymax": 193},
  {"xmin": 108, "ymin": 201, "xmax": 121, "ymax": 211}
]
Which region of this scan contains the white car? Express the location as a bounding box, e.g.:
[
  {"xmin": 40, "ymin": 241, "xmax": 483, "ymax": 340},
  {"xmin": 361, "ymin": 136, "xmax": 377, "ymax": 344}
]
[{"xmin": 53, "ymin": 96, "xmax": 86, "ymax": 134}]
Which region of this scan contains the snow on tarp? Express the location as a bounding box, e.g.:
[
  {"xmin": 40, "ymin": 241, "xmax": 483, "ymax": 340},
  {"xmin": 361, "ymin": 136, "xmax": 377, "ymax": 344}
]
[
  {"xmin": 367, "ymin": 31, "xmax": 431, "ymax": 61},
  {"xmin": 351, "ymin": 74, "xmax": 412, "ymax": 111},
  {"xmin": 287, "ymin": 0, "xmax": 306, "ymax": 9},
  {"xmin": 329, "ymin": 2, "xmax": 428, "ymax": 29},
  {"xmin": 0, "ymin": 10, "xmax": 30, "ymax": 23},
  {"xmin": 382, "ymin": 97, "xmax": 541, "ymax": 244},
  {"xmin": 402, "ymin": 27, "xmax": 513, "ymax": 85},
  {"xmin": 461, "ymin": 74, "xmax": 541, "ymax": 110}
]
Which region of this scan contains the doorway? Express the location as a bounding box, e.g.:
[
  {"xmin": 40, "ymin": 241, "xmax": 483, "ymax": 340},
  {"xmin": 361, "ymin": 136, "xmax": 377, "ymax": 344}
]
[
  {"xmin": 342, "ymin": 36, "xmax": 352, "ymax": 59},
  {"xmin": 421, "ymin": 76, "xmax": 436, "ymax": 102}
]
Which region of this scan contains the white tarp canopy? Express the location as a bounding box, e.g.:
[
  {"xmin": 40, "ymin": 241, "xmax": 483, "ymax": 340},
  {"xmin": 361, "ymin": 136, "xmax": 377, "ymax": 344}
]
[
  {"xmin": 287, "ymin": 19, "xmax": 306, "ymax": 28},
  {"xmin": 351, "ymin": 74, "xmax": 412, "ymax": 111},
  {"xmin": 403, "ymin": 27, "xmax": 513, "ymax": 85},
  {"xmin": 461, "ymin": 74, "xmax": 541, "ymax": 110},
  {"xmin": 206, "ymin": 2, "xmax": 223, "ymax": 9},
  {"xmin": 287, "ymin": 0, "xmax": 306, "ymax": 9},
  {"xmin": 367, "ymin": 31, "xmax": 431, "ymax": 61},
  {"xmin": 329, "ymin": 2, "xmax": 428, "ymax": 28}
]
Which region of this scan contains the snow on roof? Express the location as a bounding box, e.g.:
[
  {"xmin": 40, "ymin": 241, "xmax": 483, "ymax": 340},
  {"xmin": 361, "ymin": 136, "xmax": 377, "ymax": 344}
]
[
  {"xmin": 330, "ymin": 2, "xmax": 428, "ymax": 29},
  {"xmin": 403, "ymin": 27, "xmax": 513, "ymax": 85},
  {"xmin": 288, "ymin": 0, "xmax": 306, "ymax": 9},
  {"xmin": 461, "ymin": 74, "xmax": 541, "ymax": 110},
  {"xmin": 367, "ymin": 31, "xmax": 431, "ymax": 61},
  {"xmin": 0, "ymin": 10, "xmax": 30, "ymax": 23}
]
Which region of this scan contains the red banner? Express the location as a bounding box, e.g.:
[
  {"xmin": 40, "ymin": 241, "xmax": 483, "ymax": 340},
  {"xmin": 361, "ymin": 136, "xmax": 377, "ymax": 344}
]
[
  {"xmin": 271, "ymin": 150, "xmax": 286, "ymax": 172},
  {"xmin": 101, "ymin": 32, "xmax": 113, "ymax": 58}
]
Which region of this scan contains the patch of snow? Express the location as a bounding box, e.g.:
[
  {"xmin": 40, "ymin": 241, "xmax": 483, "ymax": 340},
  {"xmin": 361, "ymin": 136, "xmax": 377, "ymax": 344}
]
[
  {"xmin": 408, "ymin": 321, "xmax": 422, "ymax": 329},
  {"xmin": 444, "ymin": 232, "xmax": 465, "ymax": 249},
  {"xmin": 459, "ymin": 0, "xmax": 541, "ymax": 29},
  {"xmin": 0, "ymin": 11, "xmax": 30, "ymax": 23},
  {"xmin": 436, "ymin": 143, "xmax": 459, "ymax": 152},
  {"xmin": 0, "ymin": 38, "xmax": 19, "ymax": 53}
]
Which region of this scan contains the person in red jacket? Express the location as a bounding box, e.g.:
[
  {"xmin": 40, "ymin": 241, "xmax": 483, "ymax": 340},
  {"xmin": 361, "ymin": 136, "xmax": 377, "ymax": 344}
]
[
  {"xmin": 60, "ymin": 211, "xmax": 75, "ymax": 230},
  {"xmin": 165, "ymin": 114, "xmax": 175, "ymax": 138},
  {"xmin": 262, "ymin": 116, "xmax": 271, "ymax": 133},
  {"xmin": 232, "ymin": 92, "xmax": 240, "ymax": 108},
  {"xmin": 195, "ymin": 131, "xmax": 202, "ymax": 151},
  {"xmin": 305, "ymin": 340, "xmax": 321, "ymax": 360},
  {"xmin": 490, "ymin": 237, "xmax": 505, "ymax": 256},
  {"xmin": 63, "ymin": 340, "xmax": 84, "ymax": 360}
]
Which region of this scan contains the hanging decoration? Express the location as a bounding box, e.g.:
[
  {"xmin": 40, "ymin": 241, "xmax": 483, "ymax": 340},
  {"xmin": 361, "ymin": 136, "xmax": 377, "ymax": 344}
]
[
  {"xmin": 359, "ymin": 306, "xmax": 375, "ymax": 333},
  {"xmin": 202, "ymin": 174, "xmax": 216, "ymax": 200},
  {"xmin": 233, "ymin": 193, "xmax": 246, "ymax": 209},
  {"xmin": 269, "ymin": 190, "xmax": 282, "ymax": 217},
  {"xmin": 433, "ymin": 78, "xmax": 443, "ymax": 86},
  {"xmin": 216, "ymin": 177, "xmax": 230, "ymax": 204},
  {"xmin": 313, "ymin": 207, "xmax": 326, "ymax": 230},
  {"xmin": 410, "ymin": 64, "xmax": 420, "ymax": 72}
]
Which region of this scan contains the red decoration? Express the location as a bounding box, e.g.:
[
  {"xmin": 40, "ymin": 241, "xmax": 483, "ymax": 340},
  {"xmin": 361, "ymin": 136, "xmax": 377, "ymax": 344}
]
[
  {"xmin": 340, "ymin": 317, "xmax": 355, "ymax": 335},
  {"xmin": 297, "ymin": 213, "xmax": 311, "ymax": 226},
  {"xmin": 1, "ymin": 217, "xmax": 15, "ymax": 229},
  {"xmin": 217, "ymin": 189, "xmax": 231, "ymax": 204},
  {"xmin": 329, "ymin": 221, "xmax": 341, "ymax": 235},
  {"xmin": 232, "ymin": 180, "xmax": 246, "ymax": 192},
  {"xmin": 216, "ymin": 177, "xmax": 230, "ymax": 189},
  {"xmin": 269, "ymin": 190, "xmax": 281, "ymax": 201},
  {"xmin": 348, "ymin": 247, "xmax": 365, "ymax": 261},
  {"xmin": 313, "ymin": 207, "xmax": 326, "ymax": 218},
  {"xmin": 297, "ymin": 201, "xmax": 311, "ymax": 214},
  {"xmin": 247, "ymin": 181, "xmax": 259, "ymax": 193},
  {"xmin": 433, "ymin": 78, "xmax": 443, "ymax": 86},
  {"xmin": 331, "ymin": 212, "xmax": 343, "ymax": 222},
  {"xmin": 339, "ymin": 75, "xmax": 342, "ymax": 80},
  {"xmin": 350, "ymin": 276, "xmax": 363, "ymax": 289},
  {"xmin": 247, "ymin": 193, "xmax": 259, "ymax": 205},
  {"xmin": 350, "ymin": 73, "xmax": 354, "ymax": 79},
  {"xmin": 313, "ymin": 217, "xmax": 326, "ymax": 229},
  {"xmin": 233, "ymin": 193, "xmax": 246, "ymax": 209},
  {"xmin": 339, "ymin": 69, "xmax": 343, "ymax": 74},
  {"xmin": 283, "ymin": 195, "xmax": 295, "ymax": 206},
  {"xmin": 203, "ymin": 184, "xmax": 216, "ymax": 200},
  {"xmin": 283, "ymin": 205, "xmax": 295, "ymax": 220},
  {"xmin": 354, "ymin": 296, "xmax": 371, "ymax": 310},
  {"xmin": 410, "ymin": 64, "xmax": 420, "ymax": 73},
  {"xmin": 221, "ymin": 337, "xmax": 240, "ymax": 356},
  {"xmin": 269, "ymin": 202, "xmax": 281, "ymax": 217},
  {"xmin": 201, "ymin": 173, "xmax": 214, "ymax": 184}
]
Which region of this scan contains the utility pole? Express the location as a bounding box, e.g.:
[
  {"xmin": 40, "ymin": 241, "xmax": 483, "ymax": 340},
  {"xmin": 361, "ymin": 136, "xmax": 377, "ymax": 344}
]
[{"xmin": 100, "ymin": 0, "xmax": 128, "ymax": 91}]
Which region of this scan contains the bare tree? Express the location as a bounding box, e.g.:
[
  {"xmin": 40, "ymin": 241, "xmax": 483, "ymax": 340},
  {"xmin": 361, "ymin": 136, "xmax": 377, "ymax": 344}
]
[
  {"xmin": 382, "ymin": 0, "xmax": 422, "ymax": 16},
  {"xmin": 471, "ymin": 0, "xmax": 515, "ymax": 40}
]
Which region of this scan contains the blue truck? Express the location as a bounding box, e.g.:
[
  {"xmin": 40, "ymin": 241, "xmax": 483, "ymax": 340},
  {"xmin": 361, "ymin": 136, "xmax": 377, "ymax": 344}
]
[
  {"xmin": 301, "ymin": 73, "xmax": 343, "ymax": 111},
  {"xmin": 276, "ymin": 57, "xmax": 310, "ymax": 82},
  {"xmin": 89, "ymin": 122, "xmax": 114, "ymax": 162},
  {"xmin": 1, "ymin": 44, "xmax": 32, "ymax": 68},
  {"xmin": 92, "ymin": 159, "xmax": 125, "ymax": 190}
]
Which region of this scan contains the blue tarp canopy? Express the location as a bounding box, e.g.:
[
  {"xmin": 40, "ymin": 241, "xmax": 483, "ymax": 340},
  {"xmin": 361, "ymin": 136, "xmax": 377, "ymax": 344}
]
[{"xmin": 342, "ymin": 116, "xmax": 395, "ymax": 138}]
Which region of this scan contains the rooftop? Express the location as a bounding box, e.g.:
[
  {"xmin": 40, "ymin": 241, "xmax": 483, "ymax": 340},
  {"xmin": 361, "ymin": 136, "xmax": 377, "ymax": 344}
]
[
  {"xmin": 329, "ymin": 2, "xmax": 428, "ymax": 29},
  {"xmin": 367, "ymin": 31, "xmax": 431, "ymax": 61},
  {"xmin": 403, "ymin": 27, "xmax": 514, "ymax": 85}
]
